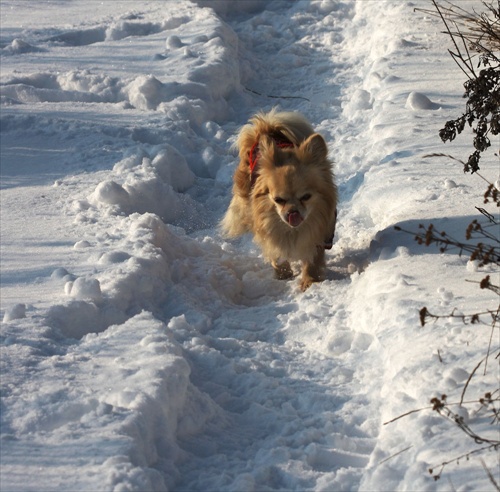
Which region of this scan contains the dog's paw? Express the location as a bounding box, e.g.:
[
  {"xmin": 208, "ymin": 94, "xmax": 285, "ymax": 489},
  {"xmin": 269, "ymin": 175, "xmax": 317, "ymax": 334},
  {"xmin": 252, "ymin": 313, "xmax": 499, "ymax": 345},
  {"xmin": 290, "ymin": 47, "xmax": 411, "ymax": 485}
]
[
  {"xmin": 272, "ymin": 260, "xmax": 294, "ymax": 280},
  {"xmin": 299, "ymin": 276, "xmax": 314, "ymax": 291},
  {"xmin": 299, "ymin": 272, "xmax": 325, "ymax": 291}
]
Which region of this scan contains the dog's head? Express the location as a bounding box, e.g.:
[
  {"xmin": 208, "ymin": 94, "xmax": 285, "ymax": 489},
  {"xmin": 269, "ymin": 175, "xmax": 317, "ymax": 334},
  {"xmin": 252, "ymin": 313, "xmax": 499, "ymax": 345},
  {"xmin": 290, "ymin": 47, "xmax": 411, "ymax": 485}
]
[{"xmin": 256, "ymin": 133, "xmax": 332, "ymax": 228}]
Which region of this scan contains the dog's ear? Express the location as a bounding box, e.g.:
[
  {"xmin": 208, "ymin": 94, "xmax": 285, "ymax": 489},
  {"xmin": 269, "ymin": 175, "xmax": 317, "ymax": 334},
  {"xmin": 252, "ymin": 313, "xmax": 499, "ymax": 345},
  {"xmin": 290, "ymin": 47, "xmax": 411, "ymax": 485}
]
[{"xmin": 300, "ymin": 133, "xmax": 328, "ymax": 163}]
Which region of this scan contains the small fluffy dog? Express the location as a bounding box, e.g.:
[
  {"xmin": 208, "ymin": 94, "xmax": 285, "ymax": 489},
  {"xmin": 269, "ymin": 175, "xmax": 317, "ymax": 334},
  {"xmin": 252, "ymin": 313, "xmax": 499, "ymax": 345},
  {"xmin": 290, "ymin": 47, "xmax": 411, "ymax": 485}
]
[{"xmin": 221, "ymin": 109, "xmax": 338, "ymax": 291}]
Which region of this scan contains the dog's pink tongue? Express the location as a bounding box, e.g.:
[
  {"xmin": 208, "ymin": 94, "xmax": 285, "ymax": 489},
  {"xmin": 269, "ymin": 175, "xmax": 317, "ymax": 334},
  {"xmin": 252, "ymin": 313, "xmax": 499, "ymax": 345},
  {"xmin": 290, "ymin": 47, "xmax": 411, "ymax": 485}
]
[{"xmin": 288, "ymin": 211, "xmax": 303, "ymax": 227}]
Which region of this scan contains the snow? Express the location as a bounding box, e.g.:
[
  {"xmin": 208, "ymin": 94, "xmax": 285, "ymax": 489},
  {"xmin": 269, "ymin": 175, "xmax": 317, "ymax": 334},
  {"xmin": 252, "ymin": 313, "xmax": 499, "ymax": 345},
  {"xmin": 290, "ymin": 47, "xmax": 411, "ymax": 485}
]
[{"xmin": 1, "ymin": 1, "xmax": 498, "ymax": 491}]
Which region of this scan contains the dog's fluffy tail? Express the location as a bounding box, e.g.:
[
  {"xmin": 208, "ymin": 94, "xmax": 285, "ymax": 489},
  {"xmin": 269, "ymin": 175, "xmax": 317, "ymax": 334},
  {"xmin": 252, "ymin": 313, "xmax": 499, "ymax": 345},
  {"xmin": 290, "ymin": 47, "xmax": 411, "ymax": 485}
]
[
  {"xmin": 220, "ymin": 195, "xmax": 252, "ymax": 238},
  {"xmin": 234, "ymin": 108, "xmax": 315, "ymax": 158}
]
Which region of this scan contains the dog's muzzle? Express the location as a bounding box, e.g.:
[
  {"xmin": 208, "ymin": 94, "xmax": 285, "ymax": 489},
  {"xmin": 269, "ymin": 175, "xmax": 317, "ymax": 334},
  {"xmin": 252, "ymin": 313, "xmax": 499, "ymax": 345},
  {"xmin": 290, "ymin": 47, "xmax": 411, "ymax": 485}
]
[{"xmin": 287, "ymin": 210, "xmax": 303, "ymax": 227}]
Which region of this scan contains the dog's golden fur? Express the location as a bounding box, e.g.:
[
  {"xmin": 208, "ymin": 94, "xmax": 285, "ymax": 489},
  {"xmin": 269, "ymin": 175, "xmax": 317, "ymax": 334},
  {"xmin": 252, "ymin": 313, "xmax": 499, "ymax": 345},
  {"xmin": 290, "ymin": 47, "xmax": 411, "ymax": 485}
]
[{"xmin": 221, "ymin": 109, "xmax": 338, "ymax": 291}]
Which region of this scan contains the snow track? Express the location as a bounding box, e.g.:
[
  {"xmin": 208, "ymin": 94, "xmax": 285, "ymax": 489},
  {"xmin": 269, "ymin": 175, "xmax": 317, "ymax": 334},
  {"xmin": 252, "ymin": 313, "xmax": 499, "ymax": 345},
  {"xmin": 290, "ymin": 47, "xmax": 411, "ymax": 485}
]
[
  {"xmin": 1, "ymin": 1, "xmax": 498, "ymax": 491},
  {"xmin": 167, "ymin": 5, "xmax": 383, "ymax": 490}
]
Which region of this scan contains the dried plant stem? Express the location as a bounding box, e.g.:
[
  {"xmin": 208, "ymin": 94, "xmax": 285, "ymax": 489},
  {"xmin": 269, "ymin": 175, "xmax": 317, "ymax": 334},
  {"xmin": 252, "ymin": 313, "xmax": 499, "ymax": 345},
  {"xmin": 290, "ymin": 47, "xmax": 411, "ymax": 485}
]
[
  {"xmin": 484, "ymin": 304, "xmax": 500, "ymax": 375},
  {"xmin": 460, "ymin": 358, "xmax": 485, "ymax": 405},
  {"xmin": 481, "ymin": 458, "xmax": 500, "ymax": 491}
]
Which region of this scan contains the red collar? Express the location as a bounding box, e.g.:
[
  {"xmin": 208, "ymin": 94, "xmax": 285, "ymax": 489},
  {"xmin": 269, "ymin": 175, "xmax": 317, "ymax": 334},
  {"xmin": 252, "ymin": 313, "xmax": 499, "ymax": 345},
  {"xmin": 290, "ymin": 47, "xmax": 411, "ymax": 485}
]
[{"xmin": 249, "ymin": 133, "xmax": 294, "ymax": 186}]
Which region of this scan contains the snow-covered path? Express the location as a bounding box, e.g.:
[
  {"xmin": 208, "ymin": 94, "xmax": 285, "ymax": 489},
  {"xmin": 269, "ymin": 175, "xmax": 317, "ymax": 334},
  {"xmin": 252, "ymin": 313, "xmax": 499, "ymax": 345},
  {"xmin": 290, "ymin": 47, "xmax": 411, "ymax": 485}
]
[
  {"xmin": 1, "ymin": 1, "xmax": 498, "ymax": 491},
  {"xmin": 169, "ymin": 5, "xmax": 381, "ymax": 490}
]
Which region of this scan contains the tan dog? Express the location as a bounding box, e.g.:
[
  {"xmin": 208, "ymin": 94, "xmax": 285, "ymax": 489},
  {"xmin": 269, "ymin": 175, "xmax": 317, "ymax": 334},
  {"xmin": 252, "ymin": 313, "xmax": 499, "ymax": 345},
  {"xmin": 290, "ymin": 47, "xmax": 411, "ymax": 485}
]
[{"xmin": 221, "ymin": 109, "xmax": 338, "ymax": 291}]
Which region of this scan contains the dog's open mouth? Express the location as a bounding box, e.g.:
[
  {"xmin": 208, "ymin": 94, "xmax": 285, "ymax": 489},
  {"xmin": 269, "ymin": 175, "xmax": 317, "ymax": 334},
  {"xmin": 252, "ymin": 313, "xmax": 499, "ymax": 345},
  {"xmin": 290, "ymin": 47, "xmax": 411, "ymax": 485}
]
[{"xmin": 287, "ymin": 211, "xmax": 304, "ymax": 227}]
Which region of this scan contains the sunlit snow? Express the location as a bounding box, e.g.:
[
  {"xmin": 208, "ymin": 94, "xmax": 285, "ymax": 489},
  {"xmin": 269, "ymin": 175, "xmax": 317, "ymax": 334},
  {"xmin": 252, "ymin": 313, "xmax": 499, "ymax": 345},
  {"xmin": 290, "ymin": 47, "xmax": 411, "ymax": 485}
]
[{"xmin": 1, "ymin": 1, "xmax": 498, "ymax": 491}]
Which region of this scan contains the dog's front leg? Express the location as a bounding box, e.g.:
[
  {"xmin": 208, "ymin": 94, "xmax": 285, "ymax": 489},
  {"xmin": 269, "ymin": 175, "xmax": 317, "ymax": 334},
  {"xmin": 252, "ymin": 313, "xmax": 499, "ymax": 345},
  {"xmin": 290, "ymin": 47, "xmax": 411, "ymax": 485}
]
[
  {"xmin": 272, "ymin": 259, "xmax": 294, "ymax": 280},
  {"xmin": 300, "ymin": 248, "xmax": 326, "ymax": 291}
]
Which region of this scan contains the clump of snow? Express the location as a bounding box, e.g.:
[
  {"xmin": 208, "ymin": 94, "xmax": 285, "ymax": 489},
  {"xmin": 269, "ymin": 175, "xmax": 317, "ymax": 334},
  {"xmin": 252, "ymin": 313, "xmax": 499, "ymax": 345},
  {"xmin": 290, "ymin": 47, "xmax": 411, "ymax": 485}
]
[
  {"xmin": 91, "ymin": 180, "xmax": 130, "ymax": 207},
  {"xmin": 88, "ymin": 145, "xmax": 199, "ymax": 222},
  {"xmin": 3, "ymin": 303, "xmax": 26, "ymax": 322},
  {"xmin": 66, "ymin": 277, "xmax": 103, "ymax": 302},
  {"xmin": 73, "ymin": 240, "xmax": 91, "ymax": 249},
  {"xmin": 125, "ymin": 75, "xmax": 166, "ymax": 110},
  {"xmin": 2, "ymin": 39, "xmax": 43, "ymax": 55},
  {"xmin": 166, "ymin": 35, "xmax": 184, "ymax": 49},
  {"xmin": 344, "ymin": 88, "xmax": 373, "ymax": 117},
  {"xmin": 444, "ymin": 178, "xmax": 457, "ymax": 189},
  {"xmin": 150, "ymin": 145, "xmax": 195, "ymax": 192},
  {"xmin": 406, "ymin": 90, "xmax": 441, "ymax": 110},
  {"xmin": 105, "ymin": 19, "xmax": 162, "ymax": 42},
  {"xmin": 191, "ymin": 0, "xmax": 267, "ymax": 16}
]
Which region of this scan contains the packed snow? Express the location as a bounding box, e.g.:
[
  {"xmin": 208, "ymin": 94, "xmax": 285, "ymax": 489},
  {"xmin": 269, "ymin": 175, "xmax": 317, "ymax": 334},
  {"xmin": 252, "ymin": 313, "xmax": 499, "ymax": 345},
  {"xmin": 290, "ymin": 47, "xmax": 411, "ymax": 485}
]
[{"xmin": 1, "ymin": 1, "xmax": 498, "ymax": 491}]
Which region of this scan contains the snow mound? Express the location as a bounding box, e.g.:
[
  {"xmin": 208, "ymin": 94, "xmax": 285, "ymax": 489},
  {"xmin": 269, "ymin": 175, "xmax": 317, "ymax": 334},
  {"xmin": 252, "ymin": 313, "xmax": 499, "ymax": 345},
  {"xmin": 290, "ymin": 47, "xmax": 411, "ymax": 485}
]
[
  {"xmin": 65, "ymin": 277, "xmax": 103, "ymax": 302},
  {"xmin": 344, "ymin": 88, "xmax": 373, "ymax": 118},
  {"xmin": 47, "ymin": 14, "xmax": 191, "ymax": 46},
  {"xmin": 405, "ymin": 91, "xmax": 441, "ymax": 110},
  {"xmin": 3, "ymin": 303, "xmax": 26, "ymax": 322},
  {"xmin": 2, "ymin": 39, "xmax": 44, "ymax": 55},
  {"xmin": 191, "ymin": 0, "xmax": 267, "ymax": 15},
  {"xmin": 0, "ymin": 71, "xmax": 124, "ymax": 104},
  {"xmin": 89, "ymin": 147, "xmax": 196, "ymax": 222},
  {"xmin": 1, "ymin": 7, "xmax": 240, "ymax": 118}
]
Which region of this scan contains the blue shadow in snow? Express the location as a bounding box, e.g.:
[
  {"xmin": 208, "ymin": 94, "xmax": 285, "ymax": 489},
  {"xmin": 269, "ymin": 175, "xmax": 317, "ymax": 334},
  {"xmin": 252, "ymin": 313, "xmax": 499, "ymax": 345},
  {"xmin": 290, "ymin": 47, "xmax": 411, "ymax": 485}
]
[{"xmin": 371, "ymin": 214, "xmax": 496, "ymax": 261}]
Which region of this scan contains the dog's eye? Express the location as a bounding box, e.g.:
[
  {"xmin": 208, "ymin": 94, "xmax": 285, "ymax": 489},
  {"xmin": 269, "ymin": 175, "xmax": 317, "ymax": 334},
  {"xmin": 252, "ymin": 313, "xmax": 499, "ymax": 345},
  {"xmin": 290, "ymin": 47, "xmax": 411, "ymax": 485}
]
[
  {"xmin": 274, "ymin": 197, "xmax": 286, "ymax": 205},
  {"xmin": 300, "ymin": 193, "xmax": 312, "ymax": 202}
]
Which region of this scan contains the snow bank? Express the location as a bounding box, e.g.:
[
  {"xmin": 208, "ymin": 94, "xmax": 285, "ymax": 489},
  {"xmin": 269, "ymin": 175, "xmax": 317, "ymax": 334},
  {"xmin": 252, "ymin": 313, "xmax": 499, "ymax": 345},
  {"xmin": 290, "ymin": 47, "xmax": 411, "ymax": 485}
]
[
  {"xmin": 0, "ymin": 5, "xmax": 240, "ymax": 122},
  {"xmin": 191, "ymin": 0, "xmax": 267, "ymax": 16},
  {"xmin": 45, "ymin": 214, "xmax": 178, "ymax": 339},
  {"xmin": 1, "ymin": 311, "xmax": 222, "ymax": 491}
]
